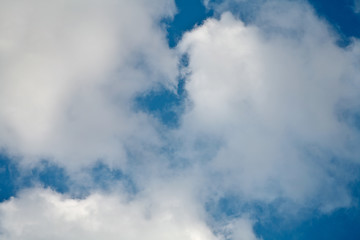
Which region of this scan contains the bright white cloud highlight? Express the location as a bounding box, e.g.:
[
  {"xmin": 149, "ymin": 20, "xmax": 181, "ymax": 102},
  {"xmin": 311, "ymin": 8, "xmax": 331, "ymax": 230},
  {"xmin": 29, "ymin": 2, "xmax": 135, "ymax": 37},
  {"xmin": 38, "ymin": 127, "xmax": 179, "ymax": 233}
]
[{"xmin": 0, "ymin": 188, "xmax": 259, "ymax": 240}]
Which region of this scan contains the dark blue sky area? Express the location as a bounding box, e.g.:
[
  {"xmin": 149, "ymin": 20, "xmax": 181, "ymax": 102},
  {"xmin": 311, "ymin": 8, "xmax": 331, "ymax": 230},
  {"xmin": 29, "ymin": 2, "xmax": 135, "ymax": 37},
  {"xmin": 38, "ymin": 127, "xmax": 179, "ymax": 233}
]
[
  {"xmin": 309, "ymin": 0, "xmax": 360, "ymax": 38},
  {"xmin": 166, "ymin": 0, "xmax": 212, "ymax": 48}
]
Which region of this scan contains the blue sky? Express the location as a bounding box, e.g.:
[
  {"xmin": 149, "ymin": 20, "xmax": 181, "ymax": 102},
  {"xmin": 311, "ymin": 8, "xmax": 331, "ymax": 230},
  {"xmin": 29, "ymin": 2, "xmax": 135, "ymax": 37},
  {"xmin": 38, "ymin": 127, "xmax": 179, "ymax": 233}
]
[{"xmin": 1, "ymin": 0, "xmax": 360, "ymax": 239}]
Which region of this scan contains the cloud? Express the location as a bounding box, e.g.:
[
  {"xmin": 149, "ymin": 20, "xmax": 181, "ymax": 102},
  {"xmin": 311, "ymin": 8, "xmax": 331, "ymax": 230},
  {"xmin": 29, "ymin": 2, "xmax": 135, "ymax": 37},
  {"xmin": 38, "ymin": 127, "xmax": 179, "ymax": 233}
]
[
  {"xmin": 178, "ymin": 1, "xmax": 360, "ymax": 211},
  {"xmin": 0, "ymin": 0, "xmax": 177, "ymax": 169},
  {"xmin": 0, "ymin": 187, "xmax": 259, "ymax": 240},
  {"xmin": 1, "ymin": 0, "xmax": 360, "ymax": 239}
]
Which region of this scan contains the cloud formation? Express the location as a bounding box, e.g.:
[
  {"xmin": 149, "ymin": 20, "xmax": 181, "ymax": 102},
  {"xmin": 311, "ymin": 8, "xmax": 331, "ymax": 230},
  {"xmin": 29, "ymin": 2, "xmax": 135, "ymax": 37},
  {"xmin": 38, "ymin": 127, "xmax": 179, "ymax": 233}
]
[
  {"xmin": 0, "ymin": 0, "xmax": 177, "ymax": 168},
  {"xmin": 178, "ymin": 1, "xmax": 360, "ymax": 211},
  {"xmin": 0, "ymin": 186, "xmax": 260, "ymax": 240},
  {"xmin": 1, "ymin": 0, "xmax": 360, "ymax": 239},
  {"xmin": 0, "ymin": 188, "xmax": 211, "ymax": 240}
]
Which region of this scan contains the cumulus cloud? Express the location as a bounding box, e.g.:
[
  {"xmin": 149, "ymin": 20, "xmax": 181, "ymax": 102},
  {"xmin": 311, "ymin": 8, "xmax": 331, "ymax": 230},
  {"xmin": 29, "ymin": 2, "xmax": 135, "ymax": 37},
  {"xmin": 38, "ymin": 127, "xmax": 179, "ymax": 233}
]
[
  {"xmin": 0, "ymin": 0, "xmax": 177, "ymax": 168},
  {"xmin": 0, "ymin": 187, "xmax": 259, "ymax": 240},
  {"xmin": 178, "ymin": 1, "xmax": 360, "ymax": 210}
]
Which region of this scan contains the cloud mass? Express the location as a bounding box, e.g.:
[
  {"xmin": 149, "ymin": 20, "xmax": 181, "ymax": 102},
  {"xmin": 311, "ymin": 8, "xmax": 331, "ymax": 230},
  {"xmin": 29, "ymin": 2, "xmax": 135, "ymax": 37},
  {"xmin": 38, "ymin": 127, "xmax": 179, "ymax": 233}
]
[
  {"xmin": 0, "ymin": 0, "xmax": 177, "ymax": 168},
  {"xmin": 1, "ymin": 0, "xmax": 360, "ymax": 239},
  {"xmin": 178, "ymin": 2, "xmax": 360, "ymax": 211}
]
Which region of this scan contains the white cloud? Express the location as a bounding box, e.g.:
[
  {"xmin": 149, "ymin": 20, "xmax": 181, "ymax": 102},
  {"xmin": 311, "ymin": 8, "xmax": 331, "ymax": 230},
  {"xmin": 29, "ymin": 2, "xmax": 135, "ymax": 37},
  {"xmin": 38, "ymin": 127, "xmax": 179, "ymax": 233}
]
[
  {"xmin": 178, "ymin": 1, "xmax": 360, "ymax": 210},
  {"xmin": 1, "ymin": 0, "xmax": 360, "ymax": 239},
  {"xmin": 231, "ymin": 219, "xmax": 260, "ymax": 240},
  {"xmin": 0, "ymin": 0, "xmax": 177, "ymax": 169},
  {"xmin": 0, "ymin": 187, "xmax": 259, "ymax": 240}
]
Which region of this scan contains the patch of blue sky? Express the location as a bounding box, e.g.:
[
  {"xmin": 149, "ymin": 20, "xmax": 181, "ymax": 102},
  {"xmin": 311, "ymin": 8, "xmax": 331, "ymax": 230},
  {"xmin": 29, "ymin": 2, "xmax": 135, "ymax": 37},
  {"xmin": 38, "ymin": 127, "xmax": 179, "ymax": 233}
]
[
  {"xmin": 203, "ymin": 147, "xmax": 360, "ymax": 239},
  {"xmin": 90, "ymin": 161, "xmax": 137, "ymax": 194},
  {"xmin": 0, "ymin": 155, "xmax": 70, "ymax": 200},
  {"xmin": 134, "ymin": 0, "xmax": 211, "ymax": 128},
  {"xmin": 0, "ymin": 154, "xmax": 137, "ymax": 201},
  {"xmin": 165, "ymin": 0, "xmax": 213, "ymax": 48},
  {"xmin": 23, "ymin": 160, "xmax": 70, "ymax": 194},
  {"xmin": 206, "ymin": 0, "xmax": 360, "ymax": 46},
  {"xmin": 134, "ymin": 81, "xmax": 185, "ymax": 128},
  {"xmin": 208, "ymin": 0, "xmax": 265, "ymax": 22},
  {"xmin": 208, "ymin": 137, "xmax": 360, "ymax": 233},
  {"xmin": 254, "ymin": 200, "xmax": 360, "ymax": 240},
  {"xmin": 0, "ymin": 155, "xmax": 19, "ymax": 202},
  {"xmin": 134, "ymin": 54, "xmax": 189, "ymax": 128},
  {"xmin": 308, "ymin": 0, "xmax": 360, "ymax": 46},
  {"xmin": 205, "ymin": 180, "xmax": 360, "ymax": 240}
]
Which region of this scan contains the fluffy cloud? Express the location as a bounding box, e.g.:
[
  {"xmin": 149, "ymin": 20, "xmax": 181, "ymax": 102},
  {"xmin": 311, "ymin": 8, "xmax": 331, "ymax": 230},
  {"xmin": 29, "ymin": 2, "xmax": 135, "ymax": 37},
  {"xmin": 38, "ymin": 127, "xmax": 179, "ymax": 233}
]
[
  {"xmin": 0, "ymin": 0, "xmax": 177, "ymax": 168},
  {"xmin": 1, "ymin": 0, "xmax": 360, "ymax": 239},
  {"xmin": 178, "ymin": 1, "xmax": 360, "ymax": 210},
  {"xmin": 0, "ymin": 187, "xmax": 259, "ymax": 240}
]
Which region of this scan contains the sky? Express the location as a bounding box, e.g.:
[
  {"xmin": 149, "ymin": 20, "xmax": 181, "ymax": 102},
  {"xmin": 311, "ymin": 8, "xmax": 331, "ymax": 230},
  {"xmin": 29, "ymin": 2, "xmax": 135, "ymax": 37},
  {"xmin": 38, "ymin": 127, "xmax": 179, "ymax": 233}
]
[{"xmin": 0, "ymin": 0, "xmax": 360, "ymax": 239}]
